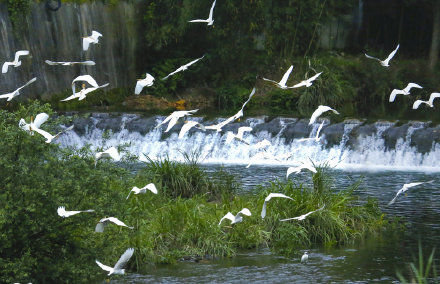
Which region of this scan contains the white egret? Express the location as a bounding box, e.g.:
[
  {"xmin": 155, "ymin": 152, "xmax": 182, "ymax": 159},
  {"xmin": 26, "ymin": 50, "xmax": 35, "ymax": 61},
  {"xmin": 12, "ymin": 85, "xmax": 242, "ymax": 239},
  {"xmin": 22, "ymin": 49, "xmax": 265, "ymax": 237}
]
[
  {"xmin": 95, "ymin": 147, "xmax": 121, "ymax": 166},
  {"xmin": 253, "ymin": 139, "xmax": 272, "ymax": 150},
  {"xmin": 2, "ymin": 50, "xmax": 29, "ymax": 73},
  {"xmin": 261, "ymin": 193, "xmax": 294, "ymax": 219},
  {"xmin": 57, "ymin": 206, "xmax": 94, "ymax": 218},
  {"xmin": 71, "ymin": 75, "xmax": 100, "ymax": 95},
  {"xmin": 263, "ymin": 65, "xmax": 294, "ymax": 89},
  {"xmin": 301, "ymin": 251, "xmax": 309, "ymax": 262},
  {"xmin": 205, "ymin": 88, "xmax": 255, "ymax": 132},
  {"xmin": 218, "ymin": 208, "xmax": 251, "ymax": 225},
  {"xmin": 297, "ymin": 121, "xmax": 325, "ymax": 142},
  {"xmin": 0, "ymin": 77, "xmax": 37, "ymax": 101},
  {"xmin": 291, "ymin": 72, "xmax": 322, "ymax": 88},
  {"xmin": 388, "ymin": 180, "xmax": 434, "ymax": 205},
  {"xmin": 412, "ymin": 92, "xmax": 440, "ymax": 109},
  {"xmin": 156, "ymin": 109, "xmax": 199, "ymax": 132},
  {"xmin": 389, "ymin": 83, "xmax": 423, "ymax": 102},
  {"xmin": 19, "ymin": 113, "xmax": 73, "ymax": 143},
  {"xmin": 126, "ymin": 183, "xmax": 158, "ymax": 199},
  {"xmin": 96, "ymin": 248, "xmax": 134, "ymax": 275},
  {"xmin": 365, "ymin": 44, "xmax": 399, "ymax": 67},
  {"xmin": 61, "ymin": 83, "xmax": 109, "ymax": 102},
  {"xmin": 178, "ymin": 121, "xmax": 206, "ymax": 138},
  {"xmin": 162, "ymin": 56, "xmax": 204, "ymax": 80},
  {"xmin": 286, "ymin": 163, "xmax": 317, "ymax": 178},
  {"xmin": 95, "ymin": 217, "xmax": 134, "ymax": 233},
  {"xmin": 45, "ymin": 60, "xmax": 95, "ymax": 66},
  {"xmin": 188, "ymin": 0, "xmax": 216, "ymax": 26},
  {"xmin": 135, "ymin": 73, "xmax": 155, "ymax": 94},
  {"xmin": 245, "ymin": 151, "xmax": 281, "ymax": 169},
  {"xmin": 280, "ymin": 205, "xmax": 325, "ymax": 221},
  {"xmin": 308, "ymin": 105, "xmax": 339, "ymax": 125},
  {"xmin": 83, "ymin": 30, "xmax": 102, "ymax": 51},
  {"xmin": 225, "ymin": 126, "xmax": 252, "ymax": 145}
]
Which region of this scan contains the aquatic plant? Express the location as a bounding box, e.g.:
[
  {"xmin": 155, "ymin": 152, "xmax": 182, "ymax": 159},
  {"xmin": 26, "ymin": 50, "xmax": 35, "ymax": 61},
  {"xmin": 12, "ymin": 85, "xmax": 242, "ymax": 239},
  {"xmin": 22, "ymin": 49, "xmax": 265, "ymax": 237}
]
[{"xmin": 396, "ymin": 243, "xmax": 438, "ymax": 284}]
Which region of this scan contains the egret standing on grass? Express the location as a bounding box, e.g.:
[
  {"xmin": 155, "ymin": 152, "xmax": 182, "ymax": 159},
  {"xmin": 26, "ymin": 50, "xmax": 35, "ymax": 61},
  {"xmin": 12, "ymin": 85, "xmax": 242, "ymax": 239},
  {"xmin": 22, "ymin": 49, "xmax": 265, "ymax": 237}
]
[
  {"xmin": 389, "ymin": 83, "xmax": 423, "ymax": 102},
  {"xmin": 57, "ymin": 206, "xmax": 94, "ymax": 218},
  {"xmin": 162, "ymin": 56, "xmax": 205, "ymax": 80},
  {"xmin": 156, "ymin": 109, "xmax": 199, "ymax": 132},
  {"xmin": 95, "ymin": 217, "xmax": 134, "ymax": 232},
  {"xmin": 413, "ymin": 93, "xmax": 440, "ymax": 109},
  {"xmin": 94, "ymin": 147, "xmax": 121, "ymax": 166},
  {"xmin": 0, "ymin": 77, "xmax": 37, "ymax": 101},
  {"xmin": 188, "ymin": 0, "xmax": 216, "ymax": 26},
  {"xmin": 364, "ymin": 44, "xmax": 399, "ymax": 67},
  {"xmin": 126, "ymin": 183, "xmax": 158, "ymax": 199},
  {"xmin": 83, "ymin": 30, "xmax": 102, "ymax": 51},
  {"xmin": 388, "ymin": 181, "xmax": 434, "ymax": 205},
  {"xmin": 96, "ymin": 248, "xmax": 134, "ymax": 275},
  {"xmin": 261, "ymin": 193, "xmax": 294, "ymax": 219},
  {"xmin": 218, "ymin": 208, "xmax": 251, "ymax": 225},
  {"xmin": 2, "ymin": 50, "xmax": 29, "ymax": 74},
  {"xmin": 308, "ymin": 105, "xmax": 339, "ymax": 125},
  {"xmin": 135, "ymin": 73, "xmax": 155, "ymax": 94}
]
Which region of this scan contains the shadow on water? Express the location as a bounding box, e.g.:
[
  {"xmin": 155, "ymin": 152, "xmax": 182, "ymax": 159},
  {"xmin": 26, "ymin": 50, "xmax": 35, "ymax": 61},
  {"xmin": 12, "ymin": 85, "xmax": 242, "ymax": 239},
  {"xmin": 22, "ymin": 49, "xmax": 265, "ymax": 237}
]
[{"xmin": 114, "ymin": 164, "xmax": 439, "ymax": 283}]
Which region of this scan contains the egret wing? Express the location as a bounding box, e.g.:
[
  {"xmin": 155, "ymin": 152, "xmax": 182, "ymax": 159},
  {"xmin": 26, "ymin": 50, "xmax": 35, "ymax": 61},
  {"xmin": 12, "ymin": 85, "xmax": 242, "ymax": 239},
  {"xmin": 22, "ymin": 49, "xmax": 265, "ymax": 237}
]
[
  {"xmin": 412, "ymin": 100, "xmax": 426, "ymax": 109},
  {"xmin": 383, "ymin": 44, "xmax": 400, "ymax": 65},
  {"xmin": 389, "ymin": 89, "xmax": 404, "ymax": 102},
  {"xmin": 95, "ymin": 260, "xmax": 113, "ymax": 272},
  {"xmin": 364, "ymin": 53, "xmax": 381, "ymax": 62},
  {"xmin": 14, "ymin": 50, "xmax": 29, "ymax": 62},
  {"xmin": 33, "ymin": 113, "xmax": 49, "ymax": 129},
  {"xmin": 219, "ymin": 212, "xmax": 235, "ymax": 225},
  {"xmin": 179, "ymin": 121, "xmax": 198, "ymax": 138},
  {"xmin": 404, "ymin": 83, "xmax": 423, "ymax": 93},
  {"xmin": 114, "ymin": 248, "xmax": 134, "ymax": 270},
  {"xmin": 279, "ymin": 65, "xmax": 293, "ymax": 87}
]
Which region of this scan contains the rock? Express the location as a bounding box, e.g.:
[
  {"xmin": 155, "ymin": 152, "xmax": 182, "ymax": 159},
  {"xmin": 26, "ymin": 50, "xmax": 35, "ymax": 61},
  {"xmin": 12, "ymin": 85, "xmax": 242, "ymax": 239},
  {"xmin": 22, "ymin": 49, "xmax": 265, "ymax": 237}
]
[
  {"xmin": 95, "ymin": 116, "xmax": 123, "ymax": 132},
  {"xmin": 72, "ymin": 117, "xmax": 94, "ymax": 135},
  {"xmin": 321, "ymin": 122, "xmax": 345, "ymax": 147},
  {"xmin": 346, "ymin": 124, "xmax": 377, "ymax": 149},
  {"xmin": 281, "ymin": 119, "xmax": 312, "ymax": 142},
  {"xmin": 253, "ymin": 117, "xmax": 297, "ymax": 137},
  {"xmin": 382, "ymin": 124, "xmax": 410, "ymax": 150},
  {"xmin": 410, "ymin": 126, "xmax": 440, "ymax": 154},
  {"xmin": 125, "ymin": 115, "xmax": 161, "ymax": 135}
]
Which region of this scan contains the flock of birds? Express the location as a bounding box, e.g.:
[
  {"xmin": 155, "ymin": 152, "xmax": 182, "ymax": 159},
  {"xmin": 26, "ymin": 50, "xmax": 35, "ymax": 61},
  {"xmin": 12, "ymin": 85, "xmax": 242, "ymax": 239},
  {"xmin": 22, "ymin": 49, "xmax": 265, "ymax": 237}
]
[{"xmin": 2, "ymin": 0, "xmax": 437, "ymax": 275}]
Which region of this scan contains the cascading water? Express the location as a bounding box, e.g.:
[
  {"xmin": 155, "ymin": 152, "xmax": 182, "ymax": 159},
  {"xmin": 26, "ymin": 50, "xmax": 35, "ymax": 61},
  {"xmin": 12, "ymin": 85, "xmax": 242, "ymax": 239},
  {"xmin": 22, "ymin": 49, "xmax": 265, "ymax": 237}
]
[{"xmin": 58, "ymin": 113, "xmax": 440, "ymax": 172}]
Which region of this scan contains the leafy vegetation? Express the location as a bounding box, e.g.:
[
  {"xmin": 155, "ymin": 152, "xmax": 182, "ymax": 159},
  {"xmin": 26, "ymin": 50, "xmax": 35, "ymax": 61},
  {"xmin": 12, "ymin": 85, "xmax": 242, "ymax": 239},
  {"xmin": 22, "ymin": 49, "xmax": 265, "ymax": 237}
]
[{"xmin": 397, "ymin": 243, "xmax": 439, "ymax": 284}]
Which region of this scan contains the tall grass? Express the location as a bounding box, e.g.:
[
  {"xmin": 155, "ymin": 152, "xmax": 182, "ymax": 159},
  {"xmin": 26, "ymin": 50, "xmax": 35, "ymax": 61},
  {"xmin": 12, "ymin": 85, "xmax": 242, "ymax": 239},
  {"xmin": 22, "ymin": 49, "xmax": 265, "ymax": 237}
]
[{"xmin": 397, "ymin": 243, "xmax": 438, "ymax": 283}]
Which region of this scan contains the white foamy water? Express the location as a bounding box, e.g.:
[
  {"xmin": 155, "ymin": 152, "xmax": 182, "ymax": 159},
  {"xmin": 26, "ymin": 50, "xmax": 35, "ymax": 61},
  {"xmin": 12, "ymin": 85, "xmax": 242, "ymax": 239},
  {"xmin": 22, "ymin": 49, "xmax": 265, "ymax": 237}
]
[{"xmin": 58, "ymin": 115, "xmax": 440, "ymax": 172}]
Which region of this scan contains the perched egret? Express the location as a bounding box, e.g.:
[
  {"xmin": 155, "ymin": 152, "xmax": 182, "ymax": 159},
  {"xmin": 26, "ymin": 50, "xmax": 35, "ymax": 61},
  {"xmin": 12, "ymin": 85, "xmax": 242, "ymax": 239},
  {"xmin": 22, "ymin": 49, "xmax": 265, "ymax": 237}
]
[
  {"xmin": 225, "ymin": 126, "xmax": 252, "ymax": 145},
  {"xmin": 297, "ymin": 121, "xmax": 325, "ymax": 142},
  {"xmin": 261, "ymin": 193, "xmax": 294, "ymax": 219},
  {"xmin": 413, "ymin": 93, "xmax": 440, "ymax": 109},
  {"xmin": 83, "ymin": 30, "xmax": 102, "ymax": 51},
  {"xmin": 57, "ymin": 206, "xmax": 94, "ymax": 218},
  {"xmin": 95, "ymin": 147, "xmax": 121, "ymax": 166},
  {"xmin": 389, "ymin": 83, "xmax": 423, "ymax": 102},
  {"xmin": 188, "ymin": 0, "xmax": 216, "ymax": 26},
  {"xmin": 364, "ymin": 44, "xmax": 399, "ymax": 67},
  {"xmin": 388, "ymin": 181, "xmax": 434, "ymax": 205},
  {"xmin": 126, "ymin": 183, "xmax": 158, "ymax": 199},
  {"xmin": 135, "ymin": 73, "xmax": 155, "ymax": 94},
  {"xmin": 308, "ymin": 105, "xmax": 339, "ymax": 125},
  {"xmin": 96, "ymin": 248, "xmax": 134, "ymax": 275},
  {"xmin": 162, "ymin": 56, "xmax": 204, "ymax": 80},
  {"xmin": 263, "ymin": 65, "xmax": 294, "ymax": 89},
  {"xmin": 205, "ymin": 88, "xmax": 255, "ymax": 132},
  {"xmin": 45, "ymin": 60, "xmax": 95, "ymax": 66},
  {"xmin": 61, "ymin": 83, "xmax": 109, "ymax": 101},
  {"xmin": 0, "ymin": 78, "xmax": 37, "ymax": 101},
  {"xmin": 286, "ymin": 163, "xmax": 317, "ymax": 178},
  {"xmin": 156, "ymin": 109, "xmax": 199, "ymax": 132},
  {"xmin": 218, "ymin": 208, "xmax": 251, "ymax": 225},
  {"xmin": 2, "ymin": 50, "xmax": 29, "ymax": 73},
  {"xmin": 291, "ymin": 72, "xmax": 322, "ymax": 88},
  {"xmin": 301, "ymin": 251, "xmax": 309, "ymax": 262},
  {"xmin": 178, "ymin": 121, "xmax": 206, "ymax": 138},
  {"xmin": 95, "ymin": 217, "xmax": 134, "ymax": 232},
  {"xmin": 280, "ymin": 205, "xmax": 325, "ymax": 221}
]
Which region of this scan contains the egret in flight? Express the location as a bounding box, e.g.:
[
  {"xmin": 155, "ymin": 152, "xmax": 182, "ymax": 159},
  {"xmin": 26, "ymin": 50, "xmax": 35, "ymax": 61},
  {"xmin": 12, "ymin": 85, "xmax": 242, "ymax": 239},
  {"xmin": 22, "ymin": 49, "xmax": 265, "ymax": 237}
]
[
  {"xmin": 96, "ymin": 248, "xmax": 134, "ymax": 275},
  {"xmin": 45, "ymin": 60, "xmax": 95, "ymax": 66},
  {"xmin": 263, "ymin": 65, "xmax": 294, "ymax": 89},
  {"xmin": 156, "ymin": 109, "xmax": 199, "ymax": 132},
  {"xmin": 286, "ymin": 163, "xmax": 317, "ymax": 178},
  {"xmin": 57, "ymin": 206, "xmax": 94, "ymax": 218},
  {"xmin": 162, "ymin": 56, "xmax": 204, "ymax": 80},
  {"xmin": 291, "ymin": 72, "xmax": 322, "ymax": 88},
  {"xmin": 365, "ymin": 44, "xmax": 399, "ymax": 67},
  {"xmin": 2, "ymin": 50, "xmax": 29, "ymax": 73},
  {"xmin": 225, "ymin": 126, "xmax": 252, "ymax": 145},
  {"xmin": 61, "ymin": 83, "xmax": 109, "ymax": 102},
  {"xmin": 95, "ymin": 147, "xmax": 121, "ymax": 166},
  {"xmin": 297, "ymin": 121, "xmax": 325, "ymax": 143},
  {"xmin": 388, "ymin": 181, "xmax": 434, "ymax": 205},
  {"xmin": 280, "ymin": 205, "xmax": 325, "ymax": 221},
  {"xmin": 135, "ymin": 73, "xmax": 155, "ymax": 94},
  {"xmin": 0, "ymin": 77, "xmax": 37, "ymax": 101},
  {"xmin": 126, "ymin": 183, "xmax": 158, "ymax": 199},
  {"xmin": 95, "ymin": 217, "xmax": 134, "ymax": 232},
  {"xmin": 261, "ymin": 193, "xmax": 294, "ymax": 219},
  {"xmin": 308, "ymin": 105, "xmax": 339, "ymax": 125},
  {"xmin": 178, "ymin": 121, "xmax": 206, "ymax": 139},
  {"xmin": 188, "ymin": 0, "xmax": 216, "ymax": 26},
  {"xmin": 413, "ymin": 92, "xmax": 440, "ymax": 109},
  {"xmin": 218, "ymin": 208, "xmax": 251, "ymax": 225},
  {"xmin": 71, "ymin": 74, "xmax": 101, "ymax": 95},
  {"xmin": 389, "ymin": 83, "xmax": 422, "ymax": 102},
  {"xmin": 83, "ymin": 30, "xmax": 102, "ymax": 51}
]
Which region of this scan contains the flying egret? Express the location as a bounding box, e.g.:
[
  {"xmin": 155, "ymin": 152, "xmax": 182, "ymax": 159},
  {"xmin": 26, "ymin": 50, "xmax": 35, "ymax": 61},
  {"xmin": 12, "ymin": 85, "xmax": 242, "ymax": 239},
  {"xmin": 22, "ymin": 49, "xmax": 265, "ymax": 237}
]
[
  {"xmin": 71, "ymin": 74, "xmax": 101, "ymax": 95},
  {"xmin": 83, "ymin": 30, "xmax": 103, "ymax": 51},
  {"xmin": 254, "ymin": 139, "xmax": 272, "ymax": 150},
  {"xmin": 2, "ymin": 50, "xmax": 29, "ymax": 73},
  {"xmin": 162, "ymin": 56, "xmax": 205, "ymax": 80},
  {"xmin": 156, "ymin": 109, "xmax": 199, "ymax": 132},
  {"xmin": 0, "ymin": 77, "xmax": 37, "ymax": 101},
  {"xmin": 126, "ymin": 183, "xmax": 158, "ymax": 199},
  {"xmin": 245, "ymin": 151, "xmax": 282, "ymax": 169},
  {"xmin": 205, "ymin": 88, "xmax": 256, "ymax": 132},
  {"xmin": 178, "ymin": 121, "xmax": 206, "ymax": 139},
  {"xmin": 280, "ymin": 205, "xmax": 325, "ymax": 221},
  {"xmin": 291, "ymin": 72, "xmax": 322, "ymax": 88},
  {"xmin": 218, "ymin": 208, "xmax": 251, "ymax": 225},
  {"xmin": 57, "ymin": 206, "xmax": 94, "ymax": 218},
  {"xmin": 388, "ymin": 180, "xmax": 434, "ymax": 205},
  {"xmin": 308, "ymin": 105, "xmax": 339, "ymax": 125},
  {"xmin": 389, "ymin": 83, "xmax": 423, "ymax": 102},
  {"xmin": 286, "ymin": 163, "xmax": 317, "ymax": 178},
  {"xmin": 301, "ymin": 251, "xmax": 309, "ymax": 262},
  {"xmin": 188, "ymin": 0, "xmax": 216, "ymax": 26},
  {"xmin": 62, "ymin": 83, "xmax": 109, "ymax": 102},
  {"xmin": 263, "ymin": 65, "xmax": 294, "ymax": 89},
  {"xmin": 225, "ymin": 126, "xmax": 252, "ymax": 145},
  {"xmin": 96, "ymin": 248, "xmax": 134, "ymax": 275},
  {"xmin": 261, "ymin": 193, "xmax": 294, "ymax": 219},
  {"xmin": 95, "ymin": 217, "xmax": 134, "ymax": 233},
  {"xmin": 297, "ymin": 121, "xmax": 325, "ymax": 142},
  {"xmin": 364, "ymin": 44, "xmax": 399, "ymax": 67},
  {"xmin": 19, "ymin": 113, "xmax": 73, "ymax": 143},
  {"xmin": 45, "ymin": 60, "xmax": 95, "ymax": 66},
  {"xmin": 412, "ymin": 92, "xmax": 440, "ymax": 109},
  {"xmin": 135, "ymin": 73, "xmax": 155, "ymax": 94},
  {"xmin": 95, "ymin": 147, "xmax": 121, "ymax": 166}
]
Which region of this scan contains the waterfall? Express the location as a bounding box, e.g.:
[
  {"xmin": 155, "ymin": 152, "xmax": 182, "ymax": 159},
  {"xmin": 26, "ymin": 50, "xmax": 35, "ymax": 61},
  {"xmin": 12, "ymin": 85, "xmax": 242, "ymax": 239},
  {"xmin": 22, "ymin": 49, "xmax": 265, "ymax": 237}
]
[{"xmin": 57, "ymin": 113, "xmax": 440, "ymax": 172}]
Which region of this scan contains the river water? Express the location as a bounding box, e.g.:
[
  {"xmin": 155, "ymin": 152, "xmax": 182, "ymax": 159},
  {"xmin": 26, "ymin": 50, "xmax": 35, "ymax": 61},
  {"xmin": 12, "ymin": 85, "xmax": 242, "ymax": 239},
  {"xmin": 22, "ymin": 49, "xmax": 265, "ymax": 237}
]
[{"xmin": 111, "ymin": 165, "xmax": 440, "ymax": 283}]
